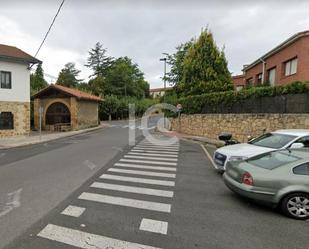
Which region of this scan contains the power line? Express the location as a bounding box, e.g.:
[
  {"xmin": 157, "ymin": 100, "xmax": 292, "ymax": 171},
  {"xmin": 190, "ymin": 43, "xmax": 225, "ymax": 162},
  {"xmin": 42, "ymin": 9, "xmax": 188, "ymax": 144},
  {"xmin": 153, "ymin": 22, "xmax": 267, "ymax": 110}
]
[{"xmin": 34, "ymin": 0, "xmax": 65, "ymax": 58}]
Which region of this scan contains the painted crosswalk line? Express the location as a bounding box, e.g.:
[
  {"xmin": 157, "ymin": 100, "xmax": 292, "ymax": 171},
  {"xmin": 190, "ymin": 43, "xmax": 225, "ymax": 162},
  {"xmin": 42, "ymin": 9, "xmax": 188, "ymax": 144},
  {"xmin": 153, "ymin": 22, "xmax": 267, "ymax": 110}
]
[
  {"xmin": 138, "ymin": 144, "xmax": 179, "ymax": 148},
  {"xmin": 124, "ymin": 155, "xmax": 178, "ymax": 162},
  {"xmin": 139, "ymin": 218, "xmax": 168, "ymax": 235},
  {"xmin": 38, "ymin": 224, "xmax": 162, "ymax": 249},
  {"xmin": 78, "ymin": 192, "xmax": 171, "ymax": 213},
  {"xmin": 120, "ymin": 159, "xmax": 177, "ymax": 166},
  {"xmin": 114, "ymin": 163, "xmax": 177, "ymax": 172},
  {"xmin": 132, "ymin": 149, "xmax": 178, "ymax": 155},
  {"xmin": 61, "ymin": 205, "xmax": 86, "ymax": 217},
  {"xmin": 100, "ymin": 174, "xmax": 175, "ymax": 186},
  {"xmin": 90, "ymin": 182, "xmax": 174, "ymax": 197},
  {"xmin": 108, "ymin": 168, "xmax": 176, "ymax": 178},
  {"xmin": 134, "ymin": 147, "xmax": 179, "ymax": 152},
  {"xmin": 128, "ymin": 152, "xmax": 178, "ymax": 157}
]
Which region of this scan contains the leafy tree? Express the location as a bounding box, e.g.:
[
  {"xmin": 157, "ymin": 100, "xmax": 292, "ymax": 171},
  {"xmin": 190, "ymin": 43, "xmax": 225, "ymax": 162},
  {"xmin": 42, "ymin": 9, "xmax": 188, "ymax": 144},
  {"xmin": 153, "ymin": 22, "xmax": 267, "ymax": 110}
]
[
  {"xmin": 88, "ymin": 76, "xmax": 105, "ymax": 96},
  {"xmin": 166, "ymin": 40, "xmax": 193, "ymax": 89},
  {"xmin": 85, "ymin": 42, "xmax": 113, "ymax": 77},
  {"xmin": 100, "ymin": 95, "xmax": 120, "ymax": 121},
  {"xmin": 56, "ymin": 62, "xmax": 82, "ymax": 88},
  {"xmin": 180, "ymin": 28, "xmax": 233, "ymax": 96},
  {"xmin": 104, "ymin": 57, "xmax": 149, "ymax": 98},
  {"xmin": 30, "ymin": 64, "xmax": 48, "ymax": 94}
]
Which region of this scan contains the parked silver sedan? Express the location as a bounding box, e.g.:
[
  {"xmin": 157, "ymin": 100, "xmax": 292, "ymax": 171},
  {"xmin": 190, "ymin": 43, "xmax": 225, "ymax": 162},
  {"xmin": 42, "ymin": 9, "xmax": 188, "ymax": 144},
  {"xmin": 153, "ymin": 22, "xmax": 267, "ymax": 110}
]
[{"xmin": 223, "ymin": 149, "xmax": 309, "ymax": 220}]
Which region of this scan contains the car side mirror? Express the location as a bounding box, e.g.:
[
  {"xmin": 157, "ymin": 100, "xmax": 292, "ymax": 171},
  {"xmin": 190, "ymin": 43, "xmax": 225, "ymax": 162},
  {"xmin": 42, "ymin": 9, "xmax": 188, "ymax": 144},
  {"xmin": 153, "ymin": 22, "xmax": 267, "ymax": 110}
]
[{"xmin": 290, "ymin": 143, "xmax": 305, "ymax": 149}]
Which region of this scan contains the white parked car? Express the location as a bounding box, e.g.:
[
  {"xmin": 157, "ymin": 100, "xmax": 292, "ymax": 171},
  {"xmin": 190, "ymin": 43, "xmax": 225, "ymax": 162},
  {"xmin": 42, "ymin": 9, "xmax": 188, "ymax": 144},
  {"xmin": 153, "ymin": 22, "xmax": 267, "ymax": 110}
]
[{"xmin": 213, "ymin": 129, "xmax": 309, "ymax": 171}]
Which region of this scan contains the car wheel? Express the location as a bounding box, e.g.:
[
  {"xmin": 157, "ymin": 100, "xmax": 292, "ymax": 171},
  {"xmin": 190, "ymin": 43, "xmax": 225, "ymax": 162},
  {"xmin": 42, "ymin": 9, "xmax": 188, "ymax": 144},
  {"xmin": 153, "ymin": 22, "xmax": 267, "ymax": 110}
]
[{"xmin": 281, "ymin": 193, "xmax": 309, "ymax": 220}]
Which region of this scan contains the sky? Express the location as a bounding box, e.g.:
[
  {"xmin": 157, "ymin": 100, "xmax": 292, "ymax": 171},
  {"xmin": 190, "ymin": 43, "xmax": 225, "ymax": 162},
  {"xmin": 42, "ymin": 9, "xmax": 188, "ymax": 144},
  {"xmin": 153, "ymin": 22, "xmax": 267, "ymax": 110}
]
[{"xmin": 1, "ymin": 0, "xmax": 309, "ymax": 88}]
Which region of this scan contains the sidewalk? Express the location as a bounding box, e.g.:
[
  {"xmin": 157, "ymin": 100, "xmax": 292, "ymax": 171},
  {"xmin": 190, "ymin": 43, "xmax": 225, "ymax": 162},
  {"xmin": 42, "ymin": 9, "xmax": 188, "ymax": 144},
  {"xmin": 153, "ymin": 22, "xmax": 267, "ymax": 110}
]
[{"xmin": 0, "ymin": 124, "xmax": 107, "ymax": 149}]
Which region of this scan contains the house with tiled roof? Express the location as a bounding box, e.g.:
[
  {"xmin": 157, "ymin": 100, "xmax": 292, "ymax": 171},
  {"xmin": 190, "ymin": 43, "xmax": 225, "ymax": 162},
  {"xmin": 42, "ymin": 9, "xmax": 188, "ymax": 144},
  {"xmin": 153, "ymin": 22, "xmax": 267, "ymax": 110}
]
[
  {"xmin": 32, "ymin": 84, "xmax": 102, "ymax": 131},
  {"xmin": 0, "ymin": 44, "xmax": 41, "ymax": 137}
]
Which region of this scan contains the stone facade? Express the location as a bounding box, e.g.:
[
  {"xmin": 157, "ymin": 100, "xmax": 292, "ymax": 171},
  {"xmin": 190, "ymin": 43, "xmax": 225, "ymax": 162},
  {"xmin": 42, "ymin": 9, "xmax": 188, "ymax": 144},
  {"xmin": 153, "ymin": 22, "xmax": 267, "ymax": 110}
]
[
  {"xmin": 171, "ymin": 113, "xmax": 309, "ymax": 142},
  {"xmin": 0, "ymin": 101, "xmax": 30, "ymax": 137},
  {"xmin": 33, "ymin": 97, "xmax": 99, "ymax": 131}
]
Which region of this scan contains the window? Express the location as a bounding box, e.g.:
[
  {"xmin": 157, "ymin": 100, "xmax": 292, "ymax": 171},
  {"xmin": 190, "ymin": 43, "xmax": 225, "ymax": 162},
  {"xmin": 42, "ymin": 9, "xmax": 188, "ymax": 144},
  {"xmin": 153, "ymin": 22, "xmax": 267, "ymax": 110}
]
[
  {"xmin": 294, "ymin": 136, "xmax": 309, "ymax": 147},
  {"xmin": 246, "ymin": 78, "xmax": 253, "ymax": 86},
  {"xmin": 249, "ymin": 132, "xmax": 297, "ymax": 149},
  {"xmin": 256, "ymin": 73, "xmax": 263, "ymax": 84},
  {"xmin": 285, "ymin": 58, "xmax": 298, "ymax": 76},
  {"xmin": 248, "ymin": 151, "xmax": 300, "ymax": 170},
  {"xmin": 268, "ymin": 68, "xmax": 276, "ymax": 86},
  {"xmin": 236, "ymin": 85, "xmax": 244, "ymax": 91},
  {"xmin": 293, "ymin": 163, "xmax": 309, "ymax": 175},
  {"xmin": 0, "ymin": 112, "xmax": 14, "ymax": 130},
  {"xmin": 0, "ymin": 71, "xmax": 12, "ymax": 89}
]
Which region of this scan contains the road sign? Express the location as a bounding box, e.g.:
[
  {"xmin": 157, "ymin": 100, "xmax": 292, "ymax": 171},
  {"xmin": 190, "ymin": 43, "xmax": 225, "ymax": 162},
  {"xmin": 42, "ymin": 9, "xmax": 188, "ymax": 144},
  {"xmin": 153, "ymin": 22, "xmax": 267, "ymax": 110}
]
[{"xmin": 176, "ymin": 104, "xmax": 182, "ymax": 112}]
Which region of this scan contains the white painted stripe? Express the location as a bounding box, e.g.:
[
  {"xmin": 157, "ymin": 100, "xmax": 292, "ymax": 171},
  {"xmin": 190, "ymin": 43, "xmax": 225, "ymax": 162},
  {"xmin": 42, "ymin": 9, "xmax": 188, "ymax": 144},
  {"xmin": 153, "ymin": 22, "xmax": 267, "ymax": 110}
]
[
  {"xmin": 78, "ymin": 192, "xmax": 171, "ymax": 213},
  {"xmin": 139, "ymin": 218, "xmax": 168, "ymax": 235},
  {"xmin": 137, "ymin": 144, "xmax": 179, "ymax": 149},
  {"xmin": 132, "ymin": 149, "xmax": 178, "ymax": 155},
  {"xmin": 137, "ymin": 143, "xmax": 179, "ymax": 146},
  {"xmin": 91, "ymin": 182, "xmax": 174, "ymax": 197},
  {"xmin": 38, "ymin": 224, "xmax": 161, "ymax": 249},
  {"xmin": 61, "ymin": 205, "xmax": 86, "ymax": 217},
  {"xmin": 128, "ymin": 152, "xmax": 178, "ymax": 157},
  {"xmin": 134, "ymin": 146, "xmax": 179, "ymax": 151},
  {"xmin": 114, "ymin": 163, "xmax": 177, "ymax": 172},
  {"xmin": 124, "ymin": 155, "xmax": 178, "ymax": 162},
  {"xmin": 120, "ymin": 159, "xmax": 177, "ymax": 166},
  {"xmin": 100, "ymin": 174, "xmax": 175, "ymax": 186},
  {"xmin": 108, "ymin": 168, "xmax": 176, "ymax": 178}
]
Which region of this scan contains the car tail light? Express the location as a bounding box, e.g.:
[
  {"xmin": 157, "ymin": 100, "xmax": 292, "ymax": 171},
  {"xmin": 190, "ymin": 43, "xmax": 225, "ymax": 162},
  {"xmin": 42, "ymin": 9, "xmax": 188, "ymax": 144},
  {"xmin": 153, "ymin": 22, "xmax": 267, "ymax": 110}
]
[{"xmin": 242, "ymin": 172, "xmax": 253, "ymax": 186}]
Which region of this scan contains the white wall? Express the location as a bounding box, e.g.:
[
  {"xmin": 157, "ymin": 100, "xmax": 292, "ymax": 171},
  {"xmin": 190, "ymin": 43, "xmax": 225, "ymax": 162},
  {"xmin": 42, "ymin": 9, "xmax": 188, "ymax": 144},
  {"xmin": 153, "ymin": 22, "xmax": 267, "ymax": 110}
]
[{"xmin": 0, "ymin": 60, "xmax": 30, "ymax": 102}]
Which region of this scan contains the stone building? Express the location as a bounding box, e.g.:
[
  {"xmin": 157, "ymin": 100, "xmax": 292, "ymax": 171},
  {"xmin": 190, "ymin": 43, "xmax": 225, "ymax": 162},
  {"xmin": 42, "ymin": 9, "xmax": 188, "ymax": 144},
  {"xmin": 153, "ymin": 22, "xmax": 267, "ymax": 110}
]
[
  {"xmin": 0, "ymin": 44, "xmax": 41, "ymax": 137},
  {"xmin": 32, "ymin": 84, "xmax": 102, "ymax": 131}
]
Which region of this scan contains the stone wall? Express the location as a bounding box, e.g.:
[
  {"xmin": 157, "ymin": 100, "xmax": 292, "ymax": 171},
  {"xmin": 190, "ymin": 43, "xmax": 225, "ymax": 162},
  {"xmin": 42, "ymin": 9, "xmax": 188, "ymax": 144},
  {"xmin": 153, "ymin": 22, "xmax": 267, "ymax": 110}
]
[
  {"xmin": 171, "ymin": 113, "xmax": 309, "ymax": 142},
  {"xmin": 0, "ymin": 101, "xmax": 30, "ymax": 137},
  {"xmin": 77, "ymin": 100, "xmax": 99, "ymax": 129}
]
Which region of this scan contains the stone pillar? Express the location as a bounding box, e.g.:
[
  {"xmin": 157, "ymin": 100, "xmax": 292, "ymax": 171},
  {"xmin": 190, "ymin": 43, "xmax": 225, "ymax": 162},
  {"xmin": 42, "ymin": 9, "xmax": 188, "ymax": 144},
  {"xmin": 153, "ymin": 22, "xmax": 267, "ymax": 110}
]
[
  {"xmin": 70, "ymin": 97, "xmax": 78, "ymax": 130},
  {"xmin": 33, "ymin": 98, "xmax": 40, "ymax": 130}
]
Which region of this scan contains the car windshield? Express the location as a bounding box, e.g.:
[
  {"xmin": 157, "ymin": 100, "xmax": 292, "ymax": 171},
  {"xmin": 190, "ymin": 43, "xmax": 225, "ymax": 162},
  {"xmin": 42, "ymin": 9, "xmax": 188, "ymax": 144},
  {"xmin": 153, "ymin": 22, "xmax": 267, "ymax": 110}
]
[
  {"xmin": 249, "ymin": 133, "xmax": 297, "ymax": 149},
  {"xmin": 248, "ymin": 151, "xmax": 301, "ymax": 170}
]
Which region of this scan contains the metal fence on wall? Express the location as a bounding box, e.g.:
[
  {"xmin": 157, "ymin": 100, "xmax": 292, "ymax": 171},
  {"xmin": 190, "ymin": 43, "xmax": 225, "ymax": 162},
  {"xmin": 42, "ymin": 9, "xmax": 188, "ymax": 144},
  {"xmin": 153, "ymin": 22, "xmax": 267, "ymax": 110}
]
[{"xmin": 200, "ymin": 93, "xmax": 309, "ymax": 114}]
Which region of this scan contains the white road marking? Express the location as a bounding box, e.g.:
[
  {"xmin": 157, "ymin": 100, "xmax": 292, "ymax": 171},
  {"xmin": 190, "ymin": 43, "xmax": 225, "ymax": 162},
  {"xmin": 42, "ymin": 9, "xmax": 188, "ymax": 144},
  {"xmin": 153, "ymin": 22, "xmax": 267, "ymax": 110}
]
[
  {"xmin": 114, "ymin": 163, "xmax": 177, "ymax": 172},
  {"xmin": 132, "ymin": 149, "xmax": 178, "ymax": 155},
  {"xmin": 108, "ymin": 168, "xmax": 176, "ymax": 178},
  {"xmin": 78, "ymin": 192, "xmax": 171, "ymax": 213},
  {"xmin": 61, "ymin": 205, "xmax": 86, "ymax": 217},
  {"xmin": 120, "ymin": 159, "xmax": 177, "ymax": 166},
  {"xmin": 134, "ymin": 146, "xmax": 179, "ymax": 152},
  {"xmin": 38, "ymin": 224, "xmax": 161, "ymax": 249},
  {"xmin": 91, "ymin": 182, "xmax": 174, "ymax": 198},
  {"xmin": 135, "ymin": 144, "xmax": 179, "ymax": 148},
  {"xmin": 139, "ymin": 218, "xmax": 168, "ymax": 235},
  {"xmin": 124, "ymin": 155, "xmax": 178, "ymax": 162},
  {"xmin": 139, "ymin": 143, "xmax": 179, "ymax": 148},
  {"xmin": 0, "ymin": 188, "xmax": 22, "ymax": 218},
  {"xmin": 83, "ymin": 160, "xmax": 97, "ymax": 170},
  {"xmin": 100, "ymin": 174, "xmax": 175, "ymax": 186},
  {"xmin": 128, "ymin": 152, "xmax": 178, "ymax": 157}
]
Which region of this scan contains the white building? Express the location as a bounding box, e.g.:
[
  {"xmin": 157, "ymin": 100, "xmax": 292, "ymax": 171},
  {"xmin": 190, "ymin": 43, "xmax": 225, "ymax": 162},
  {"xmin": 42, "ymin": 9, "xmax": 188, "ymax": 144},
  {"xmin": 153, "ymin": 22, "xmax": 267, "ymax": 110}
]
[
  {"xmin": 149, "ymin": 87, "xmax": 173, "ymax": 98},
  {"xmin": 0, "ymin": 44, "xmax": 40, "ymax": 137}
]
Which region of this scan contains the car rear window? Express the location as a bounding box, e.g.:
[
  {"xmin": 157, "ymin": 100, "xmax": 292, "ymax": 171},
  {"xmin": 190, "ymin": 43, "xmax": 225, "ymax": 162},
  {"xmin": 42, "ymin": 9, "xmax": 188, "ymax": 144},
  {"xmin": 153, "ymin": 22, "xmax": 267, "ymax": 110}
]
[{"xmin": 247, "ymin": 151, "xmax": 300, "ymax": 170}]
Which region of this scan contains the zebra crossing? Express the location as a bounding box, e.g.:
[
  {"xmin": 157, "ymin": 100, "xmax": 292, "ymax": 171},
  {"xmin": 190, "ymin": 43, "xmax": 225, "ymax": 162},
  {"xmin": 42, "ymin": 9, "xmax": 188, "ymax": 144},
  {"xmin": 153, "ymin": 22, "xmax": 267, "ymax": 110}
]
[{"xmin": 30, "ymin": 135, "xmax": 179, "ymax": 249}]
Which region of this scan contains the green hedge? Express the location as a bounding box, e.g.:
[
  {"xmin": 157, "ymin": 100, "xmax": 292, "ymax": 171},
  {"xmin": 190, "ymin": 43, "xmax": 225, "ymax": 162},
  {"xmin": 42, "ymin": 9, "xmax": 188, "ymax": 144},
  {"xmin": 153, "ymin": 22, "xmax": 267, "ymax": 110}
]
[{"xmin": 166, "ymin": 81, "xmax": 309, "ymax": 114}]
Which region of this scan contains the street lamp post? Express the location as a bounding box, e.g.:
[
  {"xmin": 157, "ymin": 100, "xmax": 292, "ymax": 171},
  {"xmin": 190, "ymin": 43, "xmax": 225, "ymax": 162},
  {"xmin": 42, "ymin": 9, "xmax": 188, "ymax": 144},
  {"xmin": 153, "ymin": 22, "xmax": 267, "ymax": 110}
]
[{"xmin": 160, "ymin": 53, "xmax": 168, "ymax": 128}]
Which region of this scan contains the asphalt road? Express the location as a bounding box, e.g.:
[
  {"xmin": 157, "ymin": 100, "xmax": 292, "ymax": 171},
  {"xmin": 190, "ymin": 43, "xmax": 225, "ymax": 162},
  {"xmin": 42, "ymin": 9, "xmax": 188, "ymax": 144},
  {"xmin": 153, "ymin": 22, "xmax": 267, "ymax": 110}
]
[{"xmin": 1, "ymin": 121, "xmax": 309, "ymax": 249}]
